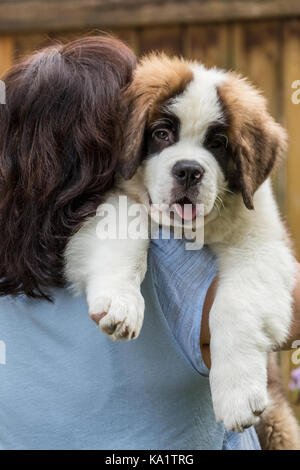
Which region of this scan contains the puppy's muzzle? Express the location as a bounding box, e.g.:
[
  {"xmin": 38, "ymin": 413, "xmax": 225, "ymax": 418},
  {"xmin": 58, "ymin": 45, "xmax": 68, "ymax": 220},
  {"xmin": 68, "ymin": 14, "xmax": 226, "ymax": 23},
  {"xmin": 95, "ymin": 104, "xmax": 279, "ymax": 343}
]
[{"xmin": 171, "ymin": 160, "xmax": 204, "ymax": 190}]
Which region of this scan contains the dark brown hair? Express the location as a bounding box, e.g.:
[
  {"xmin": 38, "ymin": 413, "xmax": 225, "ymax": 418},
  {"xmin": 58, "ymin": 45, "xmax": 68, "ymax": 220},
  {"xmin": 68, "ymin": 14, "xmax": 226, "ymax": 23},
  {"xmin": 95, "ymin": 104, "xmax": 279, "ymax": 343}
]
[{"xmin": 0, "ymin": 36, "xmax": 137, "ymax": 299}]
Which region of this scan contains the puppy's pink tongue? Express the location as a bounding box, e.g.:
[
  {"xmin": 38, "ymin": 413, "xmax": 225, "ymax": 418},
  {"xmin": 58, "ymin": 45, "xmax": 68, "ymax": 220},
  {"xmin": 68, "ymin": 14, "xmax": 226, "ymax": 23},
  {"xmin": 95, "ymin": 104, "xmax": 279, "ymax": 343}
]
[{"xmin": 172, "ymin": 203, "xmax": 196, "ymax": 221}]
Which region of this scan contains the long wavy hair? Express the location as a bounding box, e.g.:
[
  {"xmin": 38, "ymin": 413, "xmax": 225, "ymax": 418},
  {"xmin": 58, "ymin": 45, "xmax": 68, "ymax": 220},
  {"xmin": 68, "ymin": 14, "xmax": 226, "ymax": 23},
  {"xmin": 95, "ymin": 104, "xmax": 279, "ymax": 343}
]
[{"xmin": 0, "ymin": 36, "xmax": 137, "ymax": 299}]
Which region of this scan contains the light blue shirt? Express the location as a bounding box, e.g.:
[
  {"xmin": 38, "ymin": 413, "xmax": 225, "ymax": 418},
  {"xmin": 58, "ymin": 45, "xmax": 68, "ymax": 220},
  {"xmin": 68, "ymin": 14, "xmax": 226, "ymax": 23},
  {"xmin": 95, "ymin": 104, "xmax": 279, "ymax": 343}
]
[{"xmin": 0, "ymin": 238, "xmax": 260, "ymax": 450}]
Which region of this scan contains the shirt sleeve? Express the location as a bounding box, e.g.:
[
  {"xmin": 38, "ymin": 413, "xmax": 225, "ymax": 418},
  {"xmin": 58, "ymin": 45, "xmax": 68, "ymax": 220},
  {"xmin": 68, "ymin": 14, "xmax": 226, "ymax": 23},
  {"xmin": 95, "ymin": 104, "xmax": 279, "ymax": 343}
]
[{"xmin": 149, "ymin": 233, "xmax": 218, "ymax": 377}]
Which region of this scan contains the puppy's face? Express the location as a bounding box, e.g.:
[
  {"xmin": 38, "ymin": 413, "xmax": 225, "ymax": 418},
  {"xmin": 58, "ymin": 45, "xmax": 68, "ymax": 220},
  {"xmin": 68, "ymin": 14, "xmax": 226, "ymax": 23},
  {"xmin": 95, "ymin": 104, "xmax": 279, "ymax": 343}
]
[
  {"xmin": 142, "ymin": 65, "xmax": 228, "ymax": 221},
  {"xmin": 120, "ymin": 55, "xmax": 287, "ymax": 225}
]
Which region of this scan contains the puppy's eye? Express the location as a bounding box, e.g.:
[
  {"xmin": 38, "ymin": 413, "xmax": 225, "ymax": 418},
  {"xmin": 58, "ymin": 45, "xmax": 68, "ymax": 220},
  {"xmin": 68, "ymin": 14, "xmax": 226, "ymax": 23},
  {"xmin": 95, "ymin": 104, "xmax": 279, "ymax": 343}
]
[
  {"xmin": 152, "ymin": 129, "xmax": 171, "ymax": 142},
  {"xmin": 209, "ymin": 134, "xmax": 228, "ymax": 149}
]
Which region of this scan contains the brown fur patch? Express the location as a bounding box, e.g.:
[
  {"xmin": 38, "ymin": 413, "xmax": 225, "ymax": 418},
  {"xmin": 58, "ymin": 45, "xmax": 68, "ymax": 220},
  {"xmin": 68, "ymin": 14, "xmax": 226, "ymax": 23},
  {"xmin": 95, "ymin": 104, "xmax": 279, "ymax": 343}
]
[
  {"xmin": 119, "ymin": 53, "xmax": 193, "ymax": 179},
  {"xmin": 218, "ymin": 73, "xmax": 287, "ymax": 209}
]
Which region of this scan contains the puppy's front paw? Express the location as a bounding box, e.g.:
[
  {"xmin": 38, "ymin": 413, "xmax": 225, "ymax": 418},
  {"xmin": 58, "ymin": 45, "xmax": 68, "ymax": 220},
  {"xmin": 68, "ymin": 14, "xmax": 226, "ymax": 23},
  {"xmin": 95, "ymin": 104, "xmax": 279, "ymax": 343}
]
[
  {"xmin": 213, "ymin": 387, "xmax": 267, "ymax": 433},
  {"xmin": 89, "ymin": 289, "xmax": 144, "ymax": 341},
  {"xmin": 210, "ymin": 369, "xmax": 268, "ymax": 433}
]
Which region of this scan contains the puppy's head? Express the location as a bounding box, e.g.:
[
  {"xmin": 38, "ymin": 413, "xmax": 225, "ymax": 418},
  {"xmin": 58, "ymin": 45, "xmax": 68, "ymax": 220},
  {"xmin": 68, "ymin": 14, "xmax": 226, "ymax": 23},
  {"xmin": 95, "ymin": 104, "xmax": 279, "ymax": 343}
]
[{"xmin": 120, "ymin": 54, "xmax": 286, "ymax": 223}]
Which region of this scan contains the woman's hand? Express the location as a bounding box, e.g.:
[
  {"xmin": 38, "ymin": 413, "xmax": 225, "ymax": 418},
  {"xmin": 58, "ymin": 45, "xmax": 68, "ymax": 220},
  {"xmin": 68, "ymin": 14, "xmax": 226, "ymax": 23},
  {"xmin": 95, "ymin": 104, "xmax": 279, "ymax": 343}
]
[{"xmin": 200, "ymin": 264, "xmax": 300, "ymax": 369}]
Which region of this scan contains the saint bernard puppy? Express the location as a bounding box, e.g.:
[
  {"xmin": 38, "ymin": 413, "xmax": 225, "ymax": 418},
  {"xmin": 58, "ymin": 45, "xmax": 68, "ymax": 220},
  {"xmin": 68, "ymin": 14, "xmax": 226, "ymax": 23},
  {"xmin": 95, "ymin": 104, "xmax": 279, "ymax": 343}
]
[{"xmin": 65, "ymin": 54, "xmax": 298, "ymax": 437}]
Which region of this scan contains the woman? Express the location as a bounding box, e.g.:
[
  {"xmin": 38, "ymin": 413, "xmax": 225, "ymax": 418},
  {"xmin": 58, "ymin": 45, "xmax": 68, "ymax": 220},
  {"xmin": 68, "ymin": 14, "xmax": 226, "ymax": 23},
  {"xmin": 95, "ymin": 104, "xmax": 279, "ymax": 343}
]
[{"xmin": 0, "ymin": 36, "xmax": 298, "ymax": 450}]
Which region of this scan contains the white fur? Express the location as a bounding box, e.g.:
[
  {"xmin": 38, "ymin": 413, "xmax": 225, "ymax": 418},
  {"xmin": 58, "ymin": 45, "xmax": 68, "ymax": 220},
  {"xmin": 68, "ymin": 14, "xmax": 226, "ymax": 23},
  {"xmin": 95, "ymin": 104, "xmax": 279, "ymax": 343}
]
[
  {"xmin": 65, "ymin": 192, "xmax": 148, "ymax": 341},
  {"xmin": 172, "ymin": 64, "xmax": 225, "ymax": 140},
  {"xmin": 65, "ymin": 64, "xmax": 296, "ymax": 431}
]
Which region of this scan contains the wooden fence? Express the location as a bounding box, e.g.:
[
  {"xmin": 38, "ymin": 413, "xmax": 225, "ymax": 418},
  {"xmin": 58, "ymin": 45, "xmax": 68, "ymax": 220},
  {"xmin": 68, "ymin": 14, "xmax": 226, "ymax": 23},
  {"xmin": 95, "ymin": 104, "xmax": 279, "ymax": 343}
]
[{"xmin": 0, "ymin": 0, "xmax": 299, "ymax": 419}]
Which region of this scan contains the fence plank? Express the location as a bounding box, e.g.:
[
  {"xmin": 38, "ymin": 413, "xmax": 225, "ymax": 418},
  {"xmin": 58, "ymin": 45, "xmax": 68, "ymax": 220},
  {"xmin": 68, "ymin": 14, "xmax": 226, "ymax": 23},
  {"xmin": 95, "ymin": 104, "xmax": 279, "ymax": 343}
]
[
  {"xmin": 1, "ymin": 1, "xmax": 300, "ymax": 33},
  {"xmin": 14, "ymin": 33, "xmax": 51, "ymax": 59},
  {"xmin": 139, "ymin": 26, "xmax": 184, "ymax": 57},
  {"xmin": 232, "ymin": 22, "xmax": 282, "ymax": 116},
  {"xmin": 14, "ymin": 29, "xmax": 140, "ymax": 59},
  {"xmin": 283, "ymin": 20, "xmax": 300, "ymax": 260},
  {"xmin": 109, "ymin": 28, "xmax": 140, "ymax": 54},
  {"xmin": 184, "ymin": 24, "xmax": 230, "ymax": 70},
  {"xmin": 232, "ymin": 21, "xmax": 286, "ymax": 214},
  {"xmin": 0, "ymin": 35, "xmax": 14, "ymax": 77}
]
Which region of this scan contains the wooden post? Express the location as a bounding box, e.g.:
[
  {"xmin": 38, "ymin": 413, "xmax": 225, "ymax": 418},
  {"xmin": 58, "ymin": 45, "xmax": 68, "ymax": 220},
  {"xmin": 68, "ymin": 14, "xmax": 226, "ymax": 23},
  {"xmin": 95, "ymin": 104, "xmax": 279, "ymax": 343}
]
[
  {"xmin": 283, "ymin": 20, "xmax": 300, "ymax": 260},
  {"xmin": 14, "ymin": 33, "xmax": 50, "ymax": 59},
  {"xmin": 0, "ymin": 35, "xmax": 13, "ymax": 78},
  {"xmin": 232, "ymin": 21, "xmax": 286, "ymax": 213},
  {"xmin": 184, "ymin": 23, "xmax": 230, "ymax": 70},
  {"xmin": 139, "ymin": 26, "xmax": 184, "ymax": 57},
  {"xmin": 109, "ymin": 29, "xmax": 140, "ymax": 55}
]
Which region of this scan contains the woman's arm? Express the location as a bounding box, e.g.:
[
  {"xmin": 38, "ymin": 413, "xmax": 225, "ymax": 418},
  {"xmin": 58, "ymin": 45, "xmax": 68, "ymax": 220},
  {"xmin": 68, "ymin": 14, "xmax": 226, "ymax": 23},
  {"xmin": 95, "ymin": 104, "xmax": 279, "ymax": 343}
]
[
  {"xmin": 282, "ymin": 264, "xmax": 300, "ymax": 349},
  {"xmin": 200, "ymin": 264, "xmax": 300, "ymax": 369}
]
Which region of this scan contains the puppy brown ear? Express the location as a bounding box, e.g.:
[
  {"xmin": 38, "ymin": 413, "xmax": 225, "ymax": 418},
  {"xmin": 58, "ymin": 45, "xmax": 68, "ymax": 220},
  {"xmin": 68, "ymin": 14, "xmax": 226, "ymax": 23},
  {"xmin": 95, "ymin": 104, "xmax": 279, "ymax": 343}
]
[
  {"xmin": 219, "ymin": 74, "xmax": 287, "ymax": 210},
  {"xmin": 233, "ymin": 120, "xmax": 287, "ymax": 210},
  {"xmin": 118, "ymin": 53, "xmax": 193, "ymax": 180}
]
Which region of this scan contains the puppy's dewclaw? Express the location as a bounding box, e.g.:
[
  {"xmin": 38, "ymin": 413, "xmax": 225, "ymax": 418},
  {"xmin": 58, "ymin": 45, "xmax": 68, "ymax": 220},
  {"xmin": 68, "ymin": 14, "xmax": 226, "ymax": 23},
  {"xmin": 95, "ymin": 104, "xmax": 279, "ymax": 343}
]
[
  {"xmin": 89, "ymin": 312, "xmax": 107, "ymax": 324},
  {"xmin": 89, "ymin": 292, "xmax": 145, "ymax": 341}
]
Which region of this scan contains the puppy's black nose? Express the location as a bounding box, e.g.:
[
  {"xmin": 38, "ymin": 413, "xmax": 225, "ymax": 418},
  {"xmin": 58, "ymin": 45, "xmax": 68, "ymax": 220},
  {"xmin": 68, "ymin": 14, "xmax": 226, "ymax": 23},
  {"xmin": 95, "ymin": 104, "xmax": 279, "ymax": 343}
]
[{"xmin": 172, "ymin": 160, "xmax": 204, "ymax": 189}]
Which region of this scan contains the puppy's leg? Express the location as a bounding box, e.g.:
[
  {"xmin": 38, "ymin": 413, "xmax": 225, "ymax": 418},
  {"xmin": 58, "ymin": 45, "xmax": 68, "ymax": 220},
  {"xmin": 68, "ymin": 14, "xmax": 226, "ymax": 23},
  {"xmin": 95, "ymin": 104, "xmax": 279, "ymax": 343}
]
[
  {"xmin": 65, "ymin": 192, "xmax": 149, "ymax": 341},
  {"xmin": 209, "ymin": 241, "xmax": 296, "ymax": 432},
  {"xmin": 256, "ymin": 353, "xmax": 300, "ymax": 450},
  {"xmin": 209, "ymin": 287, "xmax": 269, "ymax": 432}
]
